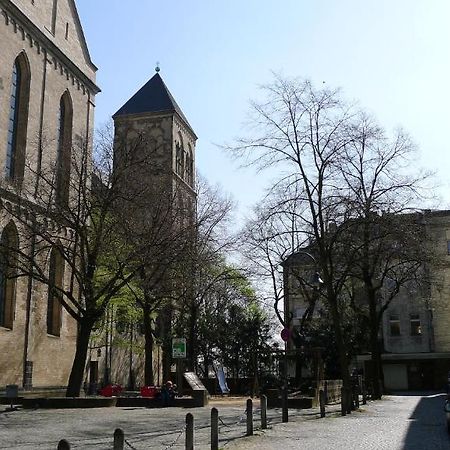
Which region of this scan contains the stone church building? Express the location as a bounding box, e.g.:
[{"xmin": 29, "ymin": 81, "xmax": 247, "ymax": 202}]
[
  {"xmin": 0, "ymin": 0, "xmax": 196, "ymax": 391},
  {"xmin": 0, "ymin": 0, "xmax": 99, "ymax": 389}
]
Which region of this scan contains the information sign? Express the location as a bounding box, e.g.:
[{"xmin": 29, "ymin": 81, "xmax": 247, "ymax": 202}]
[{"xmin": 172, "ymin": 338, "xmax": 187, "ymax": 359}]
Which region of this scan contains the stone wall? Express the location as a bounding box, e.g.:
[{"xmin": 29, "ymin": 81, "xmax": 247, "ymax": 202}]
[{"xmin": 0, "ymin": 0, "xmax": 97, "ymax": 388}]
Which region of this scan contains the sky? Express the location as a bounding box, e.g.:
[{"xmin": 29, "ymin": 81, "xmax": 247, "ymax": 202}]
[{"xmin": 76, "ymin": 0, "xmax": 450, "ymax": 224}]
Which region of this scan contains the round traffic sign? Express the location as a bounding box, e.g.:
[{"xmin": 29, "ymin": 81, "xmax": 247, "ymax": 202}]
[{"xmin": 281, "ymin": 328, "xmax": 291, "ymax": 342}]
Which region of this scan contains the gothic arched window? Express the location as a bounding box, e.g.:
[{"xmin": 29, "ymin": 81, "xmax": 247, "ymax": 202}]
[
  {"xmin": 47, "ymin": 246, "xmax": 64, "ymax": 336},
  {"xmin": 176, "ymin": 143, "xmax": 183, "ymax": 176},
  {"xmin": 55, "ymin": 92, "xmax": 73, "ymax": 206},
  {"xmin": 0, "ymin": 222, "xmax": 18, "ymax": 329},
  {"xmin": 6, "ymin": 53, "xmax": 30, "ymax": 184},
  {"xmin": 186, "ymin": 145, "xmax": 194, "ymax": 186}
]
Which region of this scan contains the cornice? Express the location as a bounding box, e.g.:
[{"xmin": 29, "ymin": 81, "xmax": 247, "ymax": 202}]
[
  {"xmin": 173, "ymin": 113, "xmax": 197, "ymax": 142},
  {"xmin": 0, "ymin": 0, "xmax": 100, "ymax": 95},
  {"xmin": 113, "ymin": 110, "xmax": 197, "ymax": 142}
]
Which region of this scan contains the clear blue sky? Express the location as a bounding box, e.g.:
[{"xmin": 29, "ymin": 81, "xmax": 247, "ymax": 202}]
[{"xmin": 76, "ymin": 0, "xmax": 450, "ymax": 219}]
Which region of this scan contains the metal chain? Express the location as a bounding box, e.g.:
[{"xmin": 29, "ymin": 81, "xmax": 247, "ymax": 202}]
[
  {"xmin": 124, "ymin": 437, "xmax": 139, "ymax": 450},
  {"xmin": 218, "ymin": 407, "xmax": 248, "ymax": 428},
  {"xmin": 162, "ymin": 426, "xmax": 185, "ymax": 450}
]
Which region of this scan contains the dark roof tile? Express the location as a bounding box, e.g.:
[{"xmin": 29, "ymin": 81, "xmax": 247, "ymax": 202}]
[{"xmin": 113, "ymin": 73, "xmax": 195, "ymax": 135}]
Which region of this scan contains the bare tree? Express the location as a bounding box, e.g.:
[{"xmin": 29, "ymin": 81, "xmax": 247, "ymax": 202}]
[
  {"xmin": 338, "ymin": 114, "xmax": 432, "ymax": 398},
  {"xmin": 232, "ymin": 75, "xmax": 431, "ymax": 395},
  {"xmin": 240, "ymin": 189, "xmax": 310, "ymax": 327},
  {"xmin": 0, "ymin": 125, "xmax": 165, "ymax": 396},
  {"xmin": 230, "ymin": 75, "xmax": 358, "ymax": 389}
]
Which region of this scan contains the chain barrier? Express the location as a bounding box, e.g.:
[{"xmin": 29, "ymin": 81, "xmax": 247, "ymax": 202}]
[
  {"xmin": 124, "ymin": 437, "xmax": 139, "ymax": 450},
  {"xmin": 162, "ymin": 426, "xmax": 185, "ymax": 450},
  {"xmin": 218, "ymin": 407, "xmax": 249, "ymax": 430}
]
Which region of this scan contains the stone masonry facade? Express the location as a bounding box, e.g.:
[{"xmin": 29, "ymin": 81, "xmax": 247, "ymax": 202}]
[{"xmin": 0, "ymin": 0, "xmax": 98, "ymax": 389}]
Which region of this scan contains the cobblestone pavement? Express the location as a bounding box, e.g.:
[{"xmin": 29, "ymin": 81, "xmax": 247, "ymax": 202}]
[
  {"xmin": 225, "ymin": 392, "xmax": 450, "ymax": 450},
  {"xmin": 0, "ymin": 393, "xmax": 448, "ymax": 449}
]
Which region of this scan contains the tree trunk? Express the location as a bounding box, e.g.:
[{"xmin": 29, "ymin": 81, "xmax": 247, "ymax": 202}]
[
  {"xmin": 143, "ymin": 305, "xmax": 154, "ymax": 386},
  {"xmin": 66, "ymin": 318, "xmax": 95, "ymax": 397},
  {"xmin": 328, "ymin": 297, "xmax": 350, "ymax": 389},
  {"xmin": 367, "ymin": 286, "xmax": 383, "ymax": 399}
]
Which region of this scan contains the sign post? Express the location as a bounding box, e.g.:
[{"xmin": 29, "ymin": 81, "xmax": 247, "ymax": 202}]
[{"xmin": 172, "ymin": 338, "xmax": 187, "ymax": 392}]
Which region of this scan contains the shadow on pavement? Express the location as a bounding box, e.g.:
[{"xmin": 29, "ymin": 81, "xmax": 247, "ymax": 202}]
[{"xmin": 402, "ymin": 392, "xmax": 450, "ymax": 450}]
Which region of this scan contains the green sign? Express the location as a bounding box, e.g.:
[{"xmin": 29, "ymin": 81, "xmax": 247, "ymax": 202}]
[{"xmin": 172, "ymin": 338, "xmax": 186, "ymax": 359}]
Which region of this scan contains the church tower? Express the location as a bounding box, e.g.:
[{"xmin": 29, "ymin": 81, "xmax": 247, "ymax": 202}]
[
  {"xmin": 113, "ymin": 70, "xmax": 197, "ymax": 382},
  {"xmin": 113, "ymin": 69, "xmax": 196, "ymax": 199}
]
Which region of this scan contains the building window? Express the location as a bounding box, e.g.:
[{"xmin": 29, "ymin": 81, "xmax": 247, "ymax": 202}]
[
  {"xmin": 176, "ymin": 144, "xmax": 183, "ymax": 176},
  {"xmin": 410, "ymin": 314, "xmax": 421, "ymax": 336},
  {"xmin": 47, "ymin": 246, "xmax": 64, "ymax": 336},
  {"xmin": 389, "ymin": 314, "xmax": 401, "ymax": 336},
  {"xmin": 6, "ymin": 54, "xmax": 30, "ymax": 184},
  {"xmin": 55, "ymin": 92, "xmax": 73, "ymax": 206},
  {"xmin": 186, "ymin": 145, "xmax": 194, "ymax": 186},
  {"xmin": 0, "ymin": 222, "xmax": 18, "ymax": 329}
]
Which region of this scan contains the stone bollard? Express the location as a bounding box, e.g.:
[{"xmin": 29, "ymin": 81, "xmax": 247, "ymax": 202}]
[
  {"xmin": 113, "ymin": 428, "xmax": 124, "ymax": 450},
  {"xmin": 281, "ymin": 387, "xmax": 288, "ymax": 423},
  {"xmin": 186, "ymin": 413, "xmax": 194, "ymax": 450},
  {"xmin": 57, "ymin": 440, "xmax": 71, "ymax": 450},
  {"xmin": 340, "ymin": 387, "xmax": 346, "ymax": 416},
  {"xmin": 319, "ymin": 389, "xmax": 326, "ymax": 418},
  {"xmin": 246, "ymin": 399, "xmax": 253, "ymax": 436},
  {"xmin": 260, "ymin": 395, "xmax": 267, "ymax": 430},
  {"xmin": 211, "ymin": 407, "xmax": 219, "ymax": 450}
]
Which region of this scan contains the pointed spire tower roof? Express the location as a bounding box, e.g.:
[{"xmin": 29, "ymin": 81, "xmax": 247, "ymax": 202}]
[{"xmin": 113, "ymin": 71, "xmax": 196, "ymax": 137}]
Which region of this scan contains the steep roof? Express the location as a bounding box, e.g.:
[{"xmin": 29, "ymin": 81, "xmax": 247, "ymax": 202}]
[{"xmin": 113, "ymin": 72, "xmax": 195, "ymax": 136}]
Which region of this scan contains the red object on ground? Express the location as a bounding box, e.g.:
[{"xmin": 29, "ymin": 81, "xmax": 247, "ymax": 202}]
[
  {"xmin": 99, "ymin": 384, "xmax": 123, "ymax": 397},
  {"xmin": 140, "ymin": 386, "xmax": 157, "ymax": 398}
]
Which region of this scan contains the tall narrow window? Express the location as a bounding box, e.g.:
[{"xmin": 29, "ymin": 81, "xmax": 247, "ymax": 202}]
[
  {"xmin": 47, "ymin": 246, "xmax": 64, "ymax": 336},
  {"xmin": 6, "ymin": 53, "xmax": 30, "ymax": 184},
  {"xmin": 55, "ymin": 92, "xmax": 73, "ymax": 206},
  {"xmin": 186, "ymin": 145, "xmax": 194, "ymax": 186},
  {"xmin": 176, "ymin": 144, "xmax": 182, "ymax": 175},
  {"xmin": 0, "ymin": 222, "xmax": 18, "ymax": 329}
]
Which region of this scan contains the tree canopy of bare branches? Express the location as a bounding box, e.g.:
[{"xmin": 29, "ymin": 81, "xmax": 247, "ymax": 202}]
[{"xmin": 232, "ymin": 74, "xmax": 432, "ymax": 392}]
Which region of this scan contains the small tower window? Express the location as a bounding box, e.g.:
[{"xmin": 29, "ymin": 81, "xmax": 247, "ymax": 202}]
[
  {"xmin": 176, "ymin": 144, "xmax": 183, "ymax": 176},
  {"xmin": 186, "ymin": 144, "xmax": 194, "ymax": 186}
]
